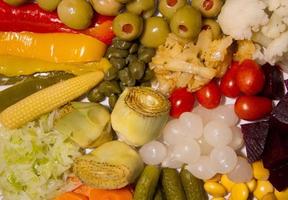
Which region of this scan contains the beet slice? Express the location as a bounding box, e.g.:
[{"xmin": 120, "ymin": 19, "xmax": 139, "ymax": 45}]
[
  {"xmin": 241, "ymin": 121, "xmax": 269, "ymax": 163},
  {"xmin": 262, "ymin": 95, "xmax": 288, "ymax": 168},
  {"xmin": 260, "ymin": 64, "xmax": 285, "ymax": 100},
  {"xmin": 269, "ymin": 162, "xmax": 288, "ymax": 191}
]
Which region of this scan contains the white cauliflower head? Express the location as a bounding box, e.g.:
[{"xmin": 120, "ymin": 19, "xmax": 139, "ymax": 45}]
[{"xmin": 217, "ymin": 0, "xmax": 269, "ymax": 40}]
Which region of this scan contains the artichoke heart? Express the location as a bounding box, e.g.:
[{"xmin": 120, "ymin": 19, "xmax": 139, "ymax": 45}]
[
  {"xmin": 73, "ymin": 141, "xmax": 144, "ymax": 189},
  {"xmin": 54, "ymin": 102, "xmax": 113, "ymax": 148},
  {"xmin": 111, "ymin": 87, "xmax": 170, "ymax": 146}
]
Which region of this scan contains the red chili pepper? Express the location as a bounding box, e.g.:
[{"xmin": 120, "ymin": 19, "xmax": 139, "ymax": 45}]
[{"xmin": 0, "ymin": 0, "xmax": 115, "ymax": 44}]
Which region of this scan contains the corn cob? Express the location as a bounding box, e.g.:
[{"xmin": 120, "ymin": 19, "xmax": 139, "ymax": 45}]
[{"xmin": 0, "ymin": 71, "xmax": 104, "ymax": 129}]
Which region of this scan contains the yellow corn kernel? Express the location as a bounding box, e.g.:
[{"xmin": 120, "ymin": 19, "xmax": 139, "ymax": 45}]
[
  {"xmin": 206, "ymin": 174, "xmax": 222, "ymax": 182},
  {"xmin": 230, "ymin": 183, "xmax": 249, "ymax": 200},
  {"xmin": 204, "ymin": 181, "xmax": 227, "ymax": 197},
  {"xmin": 0, "ymin": 32, "xmax": 106, "ymax": 63},
  {"xmin": 0, "ymin": 71, "xmax": 104, "ymax": 129},
  {"xmin": 252, "ymin": 161, "xmax": 270, "ymax": 181},
  {"xmin": 275, "ymin": 188, "xmax": 288, "ymax": 200},
  {"xmin": 246, "ymin": 179, "xmax": 257, "ymax": 192},
  {"xmin": 253, "ymin": 180, "xmax": 274, "ymax": 200},
  {"xmin": 212, "ymin": 198, "xmax": 225, "ymax": 200},
  {"xmin": 221, "ymin": 175, "xmax": 235, "ymax": 192},
  {"xmin": 262, "ymin": 193, "xmax": 277, "ymax": 200}
]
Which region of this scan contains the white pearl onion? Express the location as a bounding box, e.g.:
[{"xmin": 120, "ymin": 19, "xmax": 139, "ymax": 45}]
[{"xmin": 139, "ymin": 140, "xmax": 167, "ymax": 165}]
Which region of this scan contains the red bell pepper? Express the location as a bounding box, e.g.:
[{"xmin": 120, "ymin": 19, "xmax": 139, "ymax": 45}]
[{"xmin": 0, "ymin": 0, "xmax": 115, "ymax": 44}]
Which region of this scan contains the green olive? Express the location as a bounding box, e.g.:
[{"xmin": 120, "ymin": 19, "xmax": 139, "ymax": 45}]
[
  {"xmin": 90, "ymin": 0, "xmax": 122, "ymax": 16},
  {"xmin": 88, "ymin": 87, "xmax": 106, "ymax": 103},
  {"xmin": 108, "ymin": 94, "xmax": 118, "ymax": 109},
  {"xmin": 126, "ymin": 0, "xmax": 154, "ymax": 15},
  {"xmin": 138, "ymin": 47, "xmax": 156, "ymax": 63},
  {"xmin": 110, "ymin": 57, "xmax": 126, "ymax": 70},
  {"xmin": 143, "ymin": 7, "xmax": 156, "ymax": 19},
  {"xmin": 191, "ymin": 0, "xmax": 224, "ymax": 18},
  {"xmin": 159, "ymin": 0, "xmax": 187, "ymax": 20},
  {"xmin": 106, "ymin": 47, "xmax": 129, "ymax": 59},
  {"xmin": 112, "ymin": 39, "xmax": 133, "ymax": 50},
  {"xmin": 141, "ymin": 81, "xmax": 151, "ymax": 87},
  {"xmin": 37, "ymin": 0, "xmax": 61, "ymax": 11},
  {"xmin": 170, "ymin": 5, "xmax": 202, "ymax": 40},
  {"xmin": 98, "ymin": 81, "xmax": 121, "ymax": 96},
  {"xmin": 202, "ymin": 19, "xmax": 222, "ymax": 39},
  {"xmin": 104, "ymin": 67, "xmax": 119, "ymax": 81},
  {"xmin": 140, "ymin": 17, "xmax": 170, "ymax": 48},
  {"xmin": 113, "ymin": 12, "xmax": 144, "ymax": 41},
  {"xmin": 128, "ymin": 60, "xmax": 145, "ymax": 80},
  {"xmin": 3, "ymin": 0, "xmax": 27, "ymax": 6},
  {"xmin": 57, "ymin": 0, "xmax": 93, "ymax": 30}
]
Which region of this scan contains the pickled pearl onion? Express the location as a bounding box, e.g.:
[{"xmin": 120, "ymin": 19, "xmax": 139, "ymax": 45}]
[
  {"xmin": 210, "ymin": 146, "xmax": 238, "ymax": 174},
  {"xmin": 139, "ymin": 140, "xmax": 167, "ymax": 165},
  {"xmin": 186, "ymin": 156, "xmax": 216, "ymax": 180},
  {"xmin": 162, "ymin": 119, "xmax": 190, "ymax": 145},
  {"xmin": 203, "ymin": 120, "xmax": 233, "ymax": 147},
  {"xmin": 172, "ymin": 140, "xmax": 201, "ymax": 164},
  {"xmin": 228, "ymin": 157, "xmax": 253, "ymax": 183},
  {"xmin": 179, "ymin": 112, "xmax": 203, "ymax": 139}
]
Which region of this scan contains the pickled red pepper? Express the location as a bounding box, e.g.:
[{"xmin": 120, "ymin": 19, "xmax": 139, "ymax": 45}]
[
  {"xmin": 0, "ymin": 0, "xmax": 114, "ymax": 44},
  {"xmin": 0, "ymin": 32, "xmax": 107, "ymax": 63}
]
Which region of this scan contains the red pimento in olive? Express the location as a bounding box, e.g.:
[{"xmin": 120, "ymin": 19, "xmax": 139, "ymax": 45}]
[
  {"xmin": 195, "ymin": 81, "xmax": 222, "ymax": 109},
  {"xmin": 169, "ymin": 87, "xmax": 195, "ymax": 118}
]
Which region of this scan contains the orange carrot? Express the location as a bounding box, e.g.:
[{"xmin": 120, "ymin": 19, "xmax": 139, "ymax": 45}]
[
  {"xmin": 73, "ymin": 184, "xmax": 93, "ymax": 197},
  {"xmin": 55, "ymin": 192, "xmax": 88, "ymax": 200},
  {"xmin": 89, "ymin": 187, "xmax": 133, "ymax": 200}
]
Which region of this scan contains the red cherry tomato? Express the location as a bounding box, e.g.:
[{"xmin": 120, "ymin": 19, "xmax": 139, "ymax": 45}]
[
  {"xmin": 195, "ymin": 81, "xmax": 221, "ymax": 109},
  {"xmin": 236, "ymin": 59, "xmax": 265, "ymax": 95},
  {"xmin": 169, "ymin": 87, "xmax": 195, "ymax": 118},
  {"xmin": 220, "ymin": 61, "xmax": 241, "ymax": 98},
  {"xmin": 234, "ymin": 96, "xmax": 272, "ymax": 121}
]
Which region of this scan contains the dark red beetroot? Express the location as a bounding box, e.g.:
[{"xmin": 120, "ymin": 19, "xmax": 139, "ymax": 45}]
[
  {"xmin": 262, "ymin": 95, "xmax": 288, "ymax": 191},
  {"xmin": 260, "ymin": 64, "xmax": 285, "ymax": 100},
  {"xmin": 241, "ymin": 121, "xmax": 269, "ymax": 163}
]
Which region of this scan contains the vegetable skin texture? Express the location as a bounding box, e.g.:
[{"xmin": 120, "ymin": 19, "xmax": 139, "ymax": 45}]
[
  {"xmin": 73, "ymin": 141, "xmax": 144, "ymax": 190},
  {"xmin": 0, "ymin": 55, "xmax": 111, "ymax": 77},
  {"xmin": 0, "ymin": 32, "xmax": 106, "ymax": 63},
  {"xmin": 89, "ymin": 187, "xmax": 133, "ymax": 200},
  {"xmin": 0, "ymin": 71, "xmax": 104, "ymax": 129},
  {"xmin": 111, "ymin": 87, "xmax": 170, "ymax": 147},
  {"xmin": 134, "ymin": 165, "xmax": 161, "ymax": 200}
]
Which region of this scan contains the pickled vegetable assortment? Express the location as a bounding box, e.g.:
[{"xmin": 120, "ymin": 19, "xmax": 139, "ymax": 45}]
[{"xmin": 1, "ymin": 0, "xmax": 288, "ymax": 200}]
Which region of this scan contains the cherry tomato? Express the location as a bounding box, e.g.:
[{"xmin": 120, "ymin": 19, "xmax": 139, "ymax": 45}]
[
  {"xmin": 236, "ymin": 59, "xmax": 265, "ymax": 95},
  {"xmin": 169, "ymin": 87, "xmax": 195, "ymax": 118},
  {"xmin": 195, "ymin": 81, "xmax": 221, "ymax": 109},
  {"xmin": 234, "ymin": 96, "xmax": 272, "ymax": 121},
  {"xmin": 220, "ymin": 61, "xmax": 241, "ymax": 98}
]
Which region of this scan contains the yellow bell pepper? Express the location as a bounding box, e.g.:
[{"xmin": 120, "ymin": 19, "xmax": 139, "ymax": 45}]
[
  {"xmin": 0, "ymin": 32, "xmax": 106, "ymax": 63},
  {"xmin": 0, "ymin": 55, "xmax": 111, "ymax": 76}
]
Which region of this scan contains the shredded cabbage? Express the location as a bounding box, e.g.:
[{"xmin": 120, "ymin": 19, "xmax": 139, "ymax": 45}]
[{"xmin": 0, "ymin": 111, "xmax": 81, "ymax": 200}]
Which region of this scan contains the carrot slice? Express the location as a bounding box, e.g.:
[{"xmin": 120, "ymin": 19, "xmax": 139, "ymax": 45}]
[
  {"xmin": 55, "ymin": 192, "xmax": 88, "ymax": 200},
  {"xmin": 73, "ymin": 184, "xmax": 93, "ymax": 197},
  {"xmin": 89, "ymin": 187, "xmax": 133, "ymax": 200}
]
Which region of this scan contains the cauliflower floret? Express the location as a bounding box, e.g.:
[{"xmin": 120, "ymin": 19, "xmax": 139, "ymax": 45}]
[
  {"xmin": 264, "ymin": 31, "xmax": 288, "ymax": 64},
  {"xmin": 217, "ymin": 0, "xmax": 269, "ymax": 40},
  {"xmin": 261, "ymin": 13, "xmax": 287, "ymax": 39}
]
